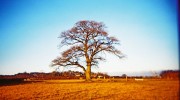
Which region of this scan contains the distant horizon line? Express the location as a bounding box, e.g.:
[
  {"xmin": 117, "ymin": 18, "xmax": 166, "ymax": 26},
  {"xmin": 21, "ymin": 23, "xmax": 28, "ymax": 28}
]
[{"xmin": 0, "ymin": 69, "xmax": 179, "ymax": 76}]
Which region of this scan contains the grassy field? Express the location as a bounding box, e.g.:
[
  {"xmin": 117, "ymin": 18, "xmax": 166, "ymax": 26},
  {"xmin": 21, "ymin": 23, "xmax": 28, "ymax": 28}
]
[{"xmin": 0, "ymin": 79, "xmax": 179, "ymax": 100}]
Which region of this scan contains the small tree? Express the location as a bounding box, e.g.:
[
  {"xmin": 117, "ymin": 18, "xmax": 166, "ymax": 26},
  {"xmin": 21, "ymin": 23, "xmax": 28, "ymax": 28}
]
[
  {"xmin": 122, "ymin": 74, "xmax": 127, "ymax": 78},
  {"xmin": 51, "ymin": 20, "xmax": 124, "ymax": 81}
]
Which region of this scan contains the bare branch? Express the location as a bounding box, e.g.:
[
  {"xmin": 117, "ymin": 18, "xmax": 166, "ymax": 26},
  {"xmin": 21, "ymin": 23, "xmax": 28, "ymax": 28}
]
[{"xmin": 52, "ymin": 20, "xmax": 124, "ymax": 80}]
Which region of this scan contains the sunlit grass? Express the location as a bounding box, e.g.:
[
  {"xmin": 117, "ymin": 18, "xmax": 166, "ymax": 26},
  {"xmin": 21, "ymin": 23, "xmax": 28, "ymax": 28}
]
[{"xmin": 0, "ymin": 79, "xmax": 179, "ymax": 99}]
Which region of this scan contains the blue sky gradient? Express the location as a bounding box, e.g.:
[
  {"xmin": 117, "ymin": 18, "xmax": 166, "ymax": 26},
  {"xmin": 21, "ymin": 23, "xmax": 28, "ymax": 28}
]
[{"xmin": 0, "ymin": 0, "xmax": 178, "ymax": 75}]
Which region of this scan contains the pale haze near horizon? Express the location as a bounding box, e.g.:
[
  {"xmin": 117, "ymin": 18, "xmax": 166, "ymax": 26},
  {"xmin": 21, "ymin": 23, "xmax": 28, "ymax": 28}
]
[{"xmin": 0, "ymin": 0, "xmax": 178, "ymax": 76}]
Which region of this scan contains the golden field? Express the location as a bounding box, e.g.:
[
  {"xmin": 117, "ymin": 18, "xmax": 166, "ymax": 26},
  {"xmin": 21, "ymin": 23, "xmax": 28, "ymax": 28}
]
[{"xmin": 0, "ymin": 79, "xmax": 179, "ymax": 100}]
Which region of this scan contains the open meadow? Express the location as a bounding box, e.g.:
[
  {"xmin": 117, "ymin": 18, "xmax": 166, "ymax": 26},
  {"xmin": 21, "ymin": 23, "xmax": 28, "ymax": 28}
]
[{"xmin": 0, "ymin": 79, "xmax": 179, "ymax": 100}]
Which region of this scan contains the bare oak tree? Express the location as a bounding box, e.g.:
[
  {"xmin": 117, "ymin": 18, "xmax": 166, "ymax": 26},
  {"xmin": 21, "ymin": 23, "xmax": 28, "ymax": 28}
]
[{"xmin": 51, "ymin": 20, "xmax": 123, "ymax": 81}]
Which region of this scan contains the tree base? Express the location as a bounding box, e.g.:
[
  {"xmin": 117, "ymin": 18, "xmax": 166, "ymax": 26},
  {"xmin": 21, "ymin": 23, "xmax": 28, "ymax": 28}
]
[{"xmin": 85, "ymin": 79, "xmax": 93, "ymax": 82}]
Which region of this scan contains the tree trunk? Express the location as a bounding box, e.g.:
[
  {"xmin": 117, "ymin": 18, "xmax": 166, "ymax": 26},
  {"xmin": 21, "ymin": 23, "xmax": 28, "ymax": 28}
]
[{"xmin": 85, "ymin": 64, "xmax": 91, "ymax": 81}]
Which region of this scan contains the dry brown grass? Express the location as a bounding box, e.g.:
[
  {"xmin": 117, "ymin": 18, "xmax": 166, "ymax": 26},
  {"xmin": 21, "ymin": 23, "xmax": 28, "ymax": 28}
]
[{"xmin": 0, "ymin": 79, "xmax": 179, "ymax": 100}]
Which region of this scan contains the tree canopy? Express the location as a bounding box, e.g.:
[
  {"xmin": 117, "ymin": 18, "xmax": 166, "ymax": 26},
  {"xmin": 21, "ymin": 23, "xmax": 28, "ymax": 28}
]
[{"xmin": 52, "ymin": 20, "xmax": 124, "ymax": 80}]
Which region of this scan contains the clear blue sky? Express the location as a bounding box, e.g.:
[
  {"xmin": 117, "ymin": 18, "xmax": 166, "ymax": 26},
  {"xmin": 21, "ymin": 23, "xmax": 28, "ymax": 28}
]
[{"xmin": 0, "ymin": 0, "xmax": 178, "ymax": 75}]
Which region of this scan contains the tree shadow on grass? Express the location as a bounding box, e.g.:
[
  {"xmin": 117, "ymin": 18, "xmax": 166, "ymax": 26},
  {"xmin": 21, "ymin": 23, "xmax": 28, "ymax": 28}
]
[{"xmin": 0, "ymin": 79, "xmax": 43, "ymax": 86}]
